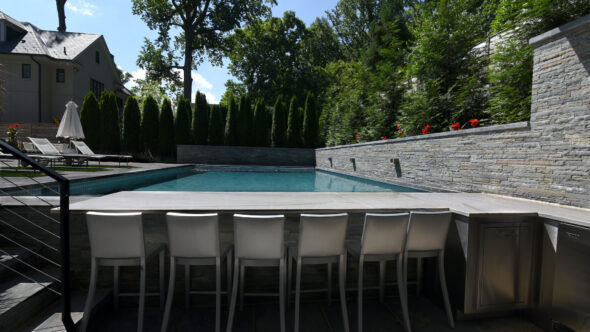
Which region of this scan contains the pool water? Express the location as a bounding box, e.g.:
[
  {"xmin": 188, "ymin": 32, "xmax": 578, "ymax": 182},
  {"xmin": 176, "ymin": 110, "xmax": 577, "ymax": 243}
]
[{"xmin": 134, "ymin": 168, "xmax": 420, "ymax": 192}]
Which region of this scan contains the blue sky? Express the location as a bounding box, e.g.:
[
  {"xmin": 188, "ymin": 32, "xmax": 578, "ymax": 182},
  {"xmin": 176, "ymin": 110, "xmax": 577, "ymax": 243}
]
[{"xmin": 3, "ymin": 0, "xmax": 339, "ymax": 103}]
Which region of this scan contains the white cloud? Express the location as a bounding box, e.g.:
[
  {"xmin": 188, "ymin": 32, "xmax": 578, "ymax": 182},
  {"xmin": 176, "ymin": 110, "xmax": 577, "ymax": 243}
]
[
  {"xmin": 173, "ymin": 69, "xmax": 213, "ymax": 91},
  {"xmin": 126, "ymin": 68, "xmax": 146, "ymax": 88},
  {"xmin": 65, "ymin": 0, "xmax": 98, "ymax": 16}
]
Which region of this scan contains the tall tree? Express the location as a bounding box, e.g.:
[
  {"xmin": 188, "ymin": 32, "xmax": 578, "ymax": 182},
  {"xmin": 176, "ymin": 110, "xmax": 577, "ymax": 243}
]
[
  {"xmin": 141, "ymin": 95, "xmax": 160, "ymax": 153},
  {"xmin": 302, "ymin": 92, "xmax": 318, "ymax": 148},
  {"xmin": 208, "ymin": 105, "xmax": 225, "ymax": 145},
  {"xmin": 224, "ymin": 96, "xmax": 239, "ymax": 146},
  {"xmin": 122, "ymin": 97, "xmax": 141, "ymax": 153},
  {"xmin": 99, "ymin": 92, "xmax": 121, "ymax": 153},
  {"xmin": 271, "ymin": 95, "xmax": 287, "ymax": 147},
  {"xmin": 159, "ymin": 98, "xmax": 175, "ymax": 157},
  {"xmin": 175, "ymin": 98, "xmax": 193, "ymax": 144},
  {"xmin": 193, "ymin": 91, "xmax": 209, "ymax": 144},
  {"xmin": 252, "ymin": 99, "xmax": 268, "ymax": 146},
  {"xmin": 80, "ymin": 92, "xmax": 100, "ymax": 151},
  {"xmin": 286, "ymin": 96, "xmax": 302, "ymax": 147},
  {"xmin": 237, "ymin": 94, "xmax": 252, "ymax": 146},
  {"xmin": 132, "ymin": 0, "xmax": 275, "ymax": 99},
  {"xmin": 56, "ymin": 0, "xmax": 67, "ymax": 32}
]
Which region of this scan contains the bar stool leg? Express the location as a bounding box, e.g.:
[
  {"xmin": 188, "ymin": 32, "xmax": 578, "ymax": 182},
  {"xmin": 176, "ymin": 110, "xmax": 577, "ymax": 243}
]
[
  {"xmin": 287, "ymin": 252, "xmax": 292, "ymax": 307},
  {"xmin": 416, "ymin": 258, "xmax": 422, "ymax": 296},
  {"xmin": 279, "ymin": 258, "xmax": 286, "ymax": 332},
  {"xmin": 226, "ymin": 249, "xmax": 233, "ymax": 303},
  {"xmin": 397, "ymin": 254, "xmax": 410, "ymax": 332},
  {"xmin": 379, "ymin": 260, "xmax": 386, "ymax": 303},
  {"xmin": 81, "ymin": 257, "xmax": 98, "ymax": 332},
  {"xmin": 402, "ymin": 253, "xmax": 411, "ymax": 332},
  {"xmin": 138, "ymin": 258, "xmax": 146, "ymax": 332},
  {"xmin": 161, "ymin": 257, "xmax": 176, "ymax": 332},
  {"xmin": 357, "ymin": 256, "xmax": 364, "ymax": 332},
  {"xmin": 339, "ymin": 253, "xmax": 350, "ymax": 332},
  {"xmin": 294, "ymin": 257, "xmax": 302, "ymax": 332},
  {"xmin": 185, "ymin": 264, "xmax": 190, "ymax": 310},
  {"xmin": 114, "ymin": 265, "xmax": 119, "ymax": 311},
  {"xmin": 327, "ymin": 262, "xmax": 332, "ymax": 305},
  {"xmin": 438, "ymin": 250, "xmax": 454, "ymax": 328},
  {"xmin": 226, "ymin": 258, "xmax": 240, "ymax": 332},
  {"xmin": 160, "ymin": 250, "xmax": 165, "ymax": 309},
  {"xmin": 239, "ymin": 264, "xmax": 245, "ymax": 310},
  {"xmin": 216, "ymin": 257, "xmax": 221, "ymax": 332}
]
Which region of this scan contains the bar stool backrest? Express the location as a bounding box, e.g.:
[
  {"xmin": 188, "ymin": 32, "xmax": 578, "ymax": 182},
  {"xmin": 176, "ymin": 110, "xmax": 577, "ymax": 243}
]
[
  {"xmin": 298, "ymin": 213, "xmax": 348, "ymax": 257},
  {"xmin": 234, "ymin": 214, "xmax": 285, "ymax": 259},
  {"xmin": 406, "ymin": 211, "xmax": 453, "ymax": 252},
  {"xmin": 86, "ymin": 212, "xmax": 144, "ymax": 259},
  {"xmin": 166, "ymin": 212, "xmax": 219, "ymax": 258},
  {"xmin": 361, "ymin": 213, "xmax": 409, "ymax": 255}
]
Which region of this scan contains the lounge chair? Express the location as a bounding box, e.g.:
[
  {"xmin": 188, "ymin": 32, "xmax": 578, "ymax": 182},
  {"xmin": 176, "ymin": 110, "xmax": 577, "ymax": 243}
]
[
  {"xmin": 71, "ymin": 141, "xmax": 132, "ymax": 166},
  {"xmin": 28, "ymin": 137, "xmax": 88, "ymax": 166},
  {"xmin": 0, "ymin": 149, "xmax": 62, "ymax": 167}
]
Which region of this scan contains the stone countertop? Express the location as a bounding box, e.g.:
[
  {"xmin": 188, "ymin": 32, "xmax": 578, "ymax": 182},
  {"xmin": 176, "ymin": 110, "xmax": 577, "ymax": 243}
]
[{"xmin": 64, "ymin": 191, "xmax": 590, "ymax": 228}]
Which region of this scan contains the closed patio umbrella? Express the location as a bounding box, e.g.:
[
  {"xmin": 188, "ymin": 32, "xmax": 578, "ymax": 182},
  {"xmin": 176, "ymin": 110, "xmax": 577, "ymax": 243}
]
[{"xmin": 56, "ymin": 100, "xmax": 85, "ymax": 139}]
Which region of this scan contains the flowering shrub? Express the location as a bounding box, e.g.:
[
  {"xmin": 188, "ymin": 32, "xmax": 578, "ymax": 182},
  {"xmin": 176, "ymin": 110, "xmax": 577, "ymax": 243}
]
[
  {"xmin": 451, "ymin": 122, "xmax": 461, "ymax": 130},
  {"xmin": 6, "ymin": 123, "xmax": 20, "ymax": 145},
  {"xmin": 381, "ymin": 136, "xmax": 387, "ymax": 140},
  {"xmin": 469, "ymin": 119, "xmax": 479, "ymax": 128},
  {"xmin": 421, "ymin": 124, "xmax": 430, "ymax": 134}
]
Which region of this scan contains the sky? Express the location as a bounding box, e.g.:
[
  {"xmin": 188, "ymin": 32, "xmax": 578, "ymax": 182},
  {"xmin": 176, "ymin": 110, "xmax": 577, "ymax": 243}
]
[{"xmin": 2, "ymin": 0, "xmax": 339, "ymax": 104}]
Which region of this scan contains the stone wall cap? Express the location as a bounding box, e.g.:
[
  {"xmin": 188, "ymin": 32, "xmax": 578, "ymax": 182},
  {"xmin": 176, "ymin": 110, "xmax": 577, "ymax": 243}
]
[
  {"xmin": 530, "ymin": 13, "xmax": 590, "ymax": 47},
  {"xmin": 316, "ymin": 121, "xmax": 530, "ymax": 151}
]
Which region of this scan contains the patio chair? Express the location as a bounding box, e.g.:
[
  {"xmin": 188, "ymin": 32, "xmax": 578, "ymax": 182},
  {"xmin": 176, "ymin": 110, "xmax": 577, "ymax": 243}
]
[
  {"xmin": 0, "ymin": 148, "xmax": 62, "ymax": 167},
  {"xmin": 81, "ymin": 212, "xmax": 165, "ymax": 332},
  {"xmin": 403, "ymin": 211, "xmax": 455, "ymax": 332},
  {"xmin": 72, "ymin": 140, "xmax": 132, "ymax": 166},
  {"xmin": 161, "ymin": 212, "xmax": 233, "ymax": 332},
  {"xmin": 348, "ymin": 213, "xmax": 410, "ymax": 332},
  {"xmin": 227, "ymin": 214, "xmax": 286, "ymax": 332},
  {"xmin": 288, "ymin": 213, "xmax": 350, "ymax": 332},
  {"xmin": 27, "ymin": 137, "xmax": 88, "ymax": 166}
]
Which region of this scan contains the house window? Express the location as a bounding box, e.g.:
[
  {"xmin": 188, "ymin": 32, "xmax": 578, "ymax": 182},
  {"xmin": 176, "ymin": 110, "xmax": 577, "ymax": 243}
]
[
  {"xmin": 22, "ymin": 64, "xmax": 31, "ymax": 79},
  {"xmin": 56, "ymin": 68, "xmax": 65, "ymax": 83},
  {"xmin": 95, "ymin": 51, "xmax": 100, "ymax": 64},
  {"xmin": 91, "ymin": 78, "xmax": 104, "ymax": 98}
]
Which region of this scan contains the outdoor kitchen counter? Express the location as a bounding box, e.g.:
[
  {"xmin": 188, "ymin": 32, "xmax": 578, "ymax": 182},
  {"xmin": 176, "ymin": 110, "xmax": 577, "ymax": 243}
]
[{"xmin": 64, "ymin": 191, "xmax": 590, "ymax": 228}]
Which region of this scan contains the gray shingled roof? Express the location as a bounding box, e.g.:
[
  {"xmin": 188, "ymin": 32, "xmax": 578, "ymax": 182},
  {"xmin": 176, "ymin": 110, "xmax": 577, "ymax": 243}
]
[{"xmin": 0, "ymin": 11, "xmax": 101, "ymax": 60}]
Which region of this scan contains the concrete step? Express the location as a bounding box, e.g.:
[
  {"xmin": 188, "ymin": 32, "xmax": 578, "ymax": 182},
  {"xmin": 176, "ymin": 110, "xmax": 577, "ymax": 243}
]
[{"xmin": 0, "ymin": 268, "xmax": 60, "ymax": 332}]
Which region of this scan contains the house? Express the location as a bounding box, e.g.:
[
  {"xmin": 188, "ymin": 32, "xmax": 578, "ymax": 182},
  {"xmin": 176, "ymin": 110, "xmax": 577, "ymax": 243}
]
[{"xmin": 0, "ymin": 11, "xmax": 131, "ymax": 124}]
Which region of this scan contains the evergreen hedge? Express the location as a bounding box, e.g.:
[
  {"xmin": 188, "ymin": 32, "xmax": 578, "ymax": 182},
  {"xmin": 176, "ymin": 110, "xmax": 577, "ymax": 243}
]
[
  {"xmin": 99, "ymin": 91, "xmax": 120, "ymax": 153},
  {"xmin": 175, "ymin": 98, "xmax": 192, "ymax": 144},
  {"xmin": 224, "ymin": 96, "xmax": 239, "ymax": 146},
  {"xmin": 287, "ymin": 96, "xmax": 302, "ymax": 147},
  {"xmin": 238, "ymin": 94, "xmax": 252, "ymax": 146},
  {"xmin": 158, "ymin": 98, "xmax": 175, "ymax": 157},
  {"xmin": 140, "ymin": 95, "xmax": 159, "ymax": 153},
  {"xmin": 122, "ymin": 97, "xmax": 141, "ymax": 153},
  {"xmin": 302, "ymin": 92, "xmax": 318, "ymax": 148},
  {"xmin": 271, "ymin": 95, "xmax": 287, "ymax": 147},
  {"xmin": 80, "ymin": 91, "xmax": 100, "ymax": 151},
  {"xmin": 193, "ymin": 91, "xmax": 209, "ymax": 144},
  {"xmin": 208, "ymin": 104, "xmax": 225, "ymax": 145},
  {"xmin": 252, "ymin": 99, "xmax": 268, "ymax": 146}
]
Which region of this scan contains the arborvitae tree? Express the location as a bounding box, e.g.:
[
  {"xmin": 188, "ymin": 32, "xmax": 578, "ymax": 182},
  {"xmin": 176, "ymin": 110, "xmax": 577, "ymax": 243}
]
[
  {"xmin": 122, "ymin": 97, "xmax": 141, "ymax": 153},
  {"xmin": 252, "ymin": 99, "xmax": 268, "ymax": 146},
  {"xmin": 99, "ymin": 92, "xmax": 121, "ymax": 153},
  {"xmin": 237, "ymin": 94, "xmax": 252, "ymax": 146},
  {"xmin": 287, "ymin": 96, "xmax": 302, "ymax": 147},
  {"xmin": 302, "ymin": 92, "xmax": 319, "ymax": 148},
  {"xmin": 175, "ymin": 98, "xmax": 192, "ymax": 144},
  {"xmin": 80, "ymin": 91, "xmax": 100, "ymax": 151},
  {"xmin": 157, "ymin": 98, "xmax": 175, "ymax": 157},
  {"xmin": 208, "ymin": 104, "xmax": 225, "ymax": 145},
  {"xmin": 193, "ymin": 91, "xmax": 209, "ymax": 144},
  {"xmin": 140, "ymin": 95, "xmax": 159, "ymax": 153},
  {"xmin": 271, "ymin": 95, "xmax": 287, "ymax": 147},
  {"xmin": 224, "ymin": 96, "xmax": 239, "ymax": 146}
]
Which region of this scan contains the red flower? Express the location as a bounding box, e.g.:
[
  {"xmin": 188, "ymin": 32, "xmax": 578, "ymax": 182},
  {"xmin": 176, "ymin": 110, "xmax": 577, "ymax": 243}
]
[
  {"xmin": 395, "ymin": 125, "xmax": 401, "ymax": 130},
  {"xmin": 421, "ymin": 124, "xmax": 430, "ymax": 134},
  {"xmin": 355, "ymin": 133, "xmax": 360, "ymax": 139},
  {"xmin": 451, "ymin": 122, "xmax": 461, "ymax": 130},
  {"xmin": 469, "ymin": 119, "xmax": 479, "ymax": 128},
  {"xmin": 9, "ymin": 123, "xmax": 19, "ymax": 129},
  {"xmin": 381, "ymin": 136, "xmax": 387, "ymax": 140}
]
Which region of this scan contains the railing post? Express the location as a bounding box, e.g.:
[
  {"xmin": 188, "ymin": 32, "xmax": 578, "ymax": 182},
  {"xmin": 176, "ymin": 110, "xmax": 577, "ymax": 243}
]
[{"xmin": 60, "ymin": 181, "xmax": 74, "ymax": 331}]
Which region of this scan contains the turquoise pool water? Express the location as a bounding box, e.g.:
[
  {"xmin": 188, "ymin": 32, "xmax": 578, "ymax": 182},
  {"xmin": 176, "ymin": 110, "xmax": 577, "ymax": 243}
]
[{"xmin": 134, "ymin": 167, "xmax": 420, "ymax": 192}]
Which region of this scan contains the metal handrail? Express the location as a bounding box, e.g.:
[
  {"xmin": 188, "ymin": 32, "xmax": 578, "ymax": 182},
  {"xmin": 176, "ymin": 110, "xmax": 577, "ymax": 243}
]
[{"xmin": 0, "ymin": 140, "xmax": 74, "ymax": 331}]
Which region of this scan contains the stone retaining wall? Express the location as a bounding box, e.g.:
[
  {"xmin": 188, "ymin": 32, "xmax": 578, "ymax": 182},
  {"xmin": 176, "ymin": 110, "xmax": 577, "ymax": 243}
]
[
  {"xmin": 177, "ymin": 145, "xmax": 316, "ymax": 166},
  {"xmin": 316, "ymin": 14, "xmax": 590, "ymax": 208}
]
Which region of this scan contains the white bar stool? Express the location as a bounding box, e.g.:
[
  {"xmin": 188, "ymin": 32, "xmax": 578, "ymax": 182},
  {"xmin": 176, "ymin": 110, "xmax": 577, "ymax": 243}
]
[
  {"xmin": 288, "ymin": 213, "xmax": 350, "ymax": 332},
  {"xmin": 227, "ymin": 214, "xmax": 286, "ymax": 332},
  {"xmin": 403, "ymin": 211, "xmax": 455, "ymax": 332},
  {"xmin": 348, "ymin": 212, "xmax": 410, "ymax": 332},
  {"xmin": 161, "ymin": 212, "xmax": 233, "ymax": 332},
  {"xmin": 81, "ymin": 212, "xmax": 164, "ymax": 332}
]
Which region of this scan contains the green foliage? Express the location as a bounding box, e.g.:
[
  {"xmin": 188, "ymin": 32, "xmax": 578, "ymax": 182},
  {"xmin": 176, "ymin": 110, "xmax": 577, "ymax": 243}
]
[
  {"xmin": 208, "ymin": 104, "xmax": 225, "ymax": 145},
  {"xmin": 175, "ymin": 98, "xmax": 192, "ymax": 144},
  {"xmin": 80, "ymin": 92, "xmax": 100, "ymax": 151},
  {"xmin": 99, "ymin": 92, "xmax": 121, "ymax": 153},
  {"xmin": 286, "ymin": 96, "xmax": 303, "ymax": 148},
  {"xmin": 224, "ymin": 96, "xmax": 239, "ymax": 146},
  {"xmin": 238, "ymin": 94, "xmax": 253, "ymax": 146},
  {"xmin": 193, "ymin": 91, "xmax": 209, "ymax": 144},
  {"xmin": 271, "ymin": 95, "xmax": 287, "ymax": 147},
  {"xmin": 252, "ymin": 99, "xmax": 268, "ymax": 146},
  {"xmin": 122, "ymin": 97, "xmax": 141, "ymax": 153},
  {"xmin": 302, "ymin": 92, "xmax": 319, "ymax": 148},
  {"xmin": 140, "ymin": 95, "xmax": 159, "ymax": 153},
  {"xmin": 158, "ymin": 98, "xmax": 175, "ymax": 157}
]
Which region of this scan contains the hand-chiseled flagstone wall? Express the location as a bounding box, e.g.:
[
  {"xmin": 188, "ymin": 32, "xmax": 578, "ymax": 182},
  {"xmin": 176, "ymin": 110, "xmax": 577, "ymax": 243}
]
[{"xmin": 316, "ymin": 14, "xmax": 590, "ymax": 208}]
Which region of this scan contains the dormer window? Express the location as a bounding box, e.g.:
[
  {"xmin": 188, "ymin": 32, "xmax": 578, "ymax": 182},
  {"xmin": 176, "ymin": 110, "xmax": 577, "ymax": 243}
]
[{"xmin": 95, "ymin": 51, "xmax": 100, "ymax": 64}]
